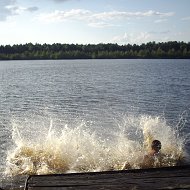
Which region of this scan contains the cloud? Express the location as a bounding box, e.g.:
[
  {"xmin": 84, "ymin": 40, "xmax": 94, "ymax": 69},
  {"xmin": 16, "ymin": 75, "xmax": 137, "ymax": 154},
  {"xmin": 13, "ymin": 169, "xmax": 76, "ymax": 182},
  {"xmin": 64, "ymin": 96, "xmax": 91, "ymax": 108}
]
[
  {"xmin": 154, "ymin": 19, "xmax": 167, "ymax": 23},
  {"xmin": 112, "ymin": 32, "xmax": 152, "ymax": 44},
  {"xmin": 26, "ymin": 7, "xmax": 39, "ymax": 12},
  {"xmin": 38, "ymin": 9, "xmax": 91, "ymax": 22},
  {"xmin": 112, "ymin": 30, "xmax": 173, "ymax": 44},
  {"xmin": 37, "ymin": 9, "xmax": 174, "ymax": 28},
  {"xmin": 6, "ymin": 5, "xmax": 39, "ymax": 15},
  {"xmin": 0, "ymin": 0, "xmax": 38, "ymax": 21},
  {"xmin": 91, "ymin": 10, "xmax": 174, "ymax": 21},
  {"xmin": 88, "ymin": 22, "xmax": 119, "ymax": 28},
  {"xmin": 0, "ymin": 0, "xmax": 16, "ymax": 21}
]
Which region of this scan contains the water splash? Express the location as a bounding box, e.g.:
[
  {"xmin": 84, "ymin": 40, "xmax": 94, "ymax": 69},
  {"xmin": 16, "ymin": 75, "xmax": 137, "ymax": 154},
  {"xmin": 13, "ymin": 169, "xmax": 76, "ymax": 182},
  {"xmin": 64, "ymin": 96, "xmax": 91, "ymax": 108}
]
[{"xmin": 5, "ymin": 114, "xmax": 187, "ymax": 176}]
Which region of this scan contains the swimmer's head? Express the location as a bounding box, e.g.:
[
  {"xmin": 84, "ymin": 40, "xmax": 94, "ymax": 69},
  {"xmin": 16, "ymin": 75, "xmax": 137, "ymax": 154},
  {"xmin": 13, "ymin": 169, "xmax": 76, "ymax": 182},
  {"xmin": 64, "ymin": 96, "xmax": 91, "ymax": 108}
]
[{"xmin": 151, "ymin": 140, "xmax": 161, "ymax": 152}]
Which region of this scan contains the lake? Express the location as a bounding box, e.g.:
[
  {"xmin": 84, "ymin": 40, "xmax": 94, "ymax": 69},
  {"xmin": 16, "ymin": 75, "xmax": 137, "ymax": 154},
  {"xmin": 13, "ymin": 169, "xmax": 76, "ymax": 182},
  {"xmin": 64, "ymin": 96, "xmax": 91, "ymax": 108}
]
[{"xmin": 0, "ymin": 59, "xmax": 190, "ymax": 188}]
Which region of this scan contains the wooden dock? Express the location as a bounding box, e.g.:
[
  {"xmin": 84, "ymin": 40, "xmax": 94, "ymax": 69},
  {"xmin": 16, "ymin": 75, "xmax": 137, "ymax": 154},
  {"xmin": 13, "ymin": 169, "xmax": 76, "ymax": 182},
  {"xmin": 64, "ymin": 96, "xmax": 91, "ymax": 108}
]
[{"xmin": 25, "ymin": 165, "xmax": 190, "ymax": 190}]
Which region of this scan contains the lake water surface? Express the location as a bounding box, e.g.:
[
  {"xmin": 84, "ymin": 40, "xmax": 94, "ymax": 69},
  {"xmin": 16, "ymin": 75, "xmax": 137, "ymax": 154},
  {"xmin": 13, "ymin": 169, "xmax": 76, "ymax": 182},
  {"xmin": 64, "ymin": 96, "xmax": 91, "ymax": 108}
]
[{"xmin": 0, "ymin": 59, "xmax": 190, "ymax": 188}]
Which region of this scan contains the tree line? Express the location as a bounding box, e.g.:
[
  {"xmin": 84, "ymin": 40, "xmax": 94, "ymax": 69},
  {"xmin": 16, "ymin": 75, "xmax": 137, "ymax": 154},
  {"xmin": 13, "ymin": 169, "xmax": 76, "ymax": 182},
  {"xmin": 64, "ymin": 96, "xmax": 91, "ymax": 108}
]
[{"xmin": 0, "ymin": 41, "xmax": 190, "ymax": 60}]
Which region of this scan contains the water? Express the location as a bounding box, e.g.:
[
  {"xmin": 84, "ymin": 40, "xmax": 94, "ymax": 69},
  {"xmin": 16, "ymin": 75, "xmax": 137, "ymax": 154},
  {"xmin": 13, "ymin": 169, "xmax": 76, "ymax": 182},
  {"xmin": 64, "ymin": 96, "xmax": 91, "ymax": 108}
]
[{"xmin": 0, "ymin": 59, "xmax": 190, "ymax": 188}]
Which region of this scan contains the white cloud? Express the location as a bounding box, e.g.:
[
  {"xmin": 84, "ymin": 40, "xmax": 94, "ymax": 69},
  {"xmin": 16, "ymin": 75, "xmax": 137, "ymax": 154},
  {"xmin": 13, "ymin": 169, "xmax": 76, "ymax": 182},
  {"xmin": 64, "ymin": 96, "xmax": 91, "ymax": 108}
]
[
  {"xmin": 88, "ymin": 22, "xmax": 118, "ymax": 28},
  {"xmin": 144, "ymin": 10, "xmax": 174, "ymax": 17},
  {"xmin": 38, "ymin": 9, "xmax": 91, "ymax": 22},
  {"xmin": 111, "ymin": 30, "xmax": 183, "ymax": 45},
  {"xmin": 112, "ymin": 32, "xmax": 152, "ymax": 44},
  {"xmin": 37, "ymin": 9, "xmax": 174, "ymax": 28},
  {"xmin": 154, "ymin": 19, "xmax": 167, "ymax": 23},
  {"xmin": 91, "ymin": 10, "xmax": 174, "ymax": 21}
]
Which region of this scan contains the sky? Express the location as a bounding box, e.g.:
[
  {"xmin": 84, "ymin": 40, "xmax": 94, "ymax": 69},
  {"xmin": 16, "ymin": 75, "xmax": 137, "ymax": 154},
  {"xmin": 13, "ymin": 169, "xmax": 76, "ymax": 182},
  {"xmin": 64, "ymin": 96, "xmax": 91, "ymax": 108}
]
[{"xmin": 0, "ymin": 0, "xmax": 190, "ymax": 45}]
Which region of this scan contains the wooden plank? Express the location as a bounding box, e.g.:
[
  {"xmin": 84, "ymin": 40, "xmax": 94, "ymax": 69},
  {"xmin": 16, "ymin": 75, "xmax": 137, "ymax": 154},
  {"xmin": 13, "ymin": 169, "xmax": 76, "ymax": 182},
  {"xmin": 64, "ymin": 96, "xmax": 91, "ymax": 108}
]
[{"xmin": 25, "ymin": 165, "xmax": 190, "ymax": 190}]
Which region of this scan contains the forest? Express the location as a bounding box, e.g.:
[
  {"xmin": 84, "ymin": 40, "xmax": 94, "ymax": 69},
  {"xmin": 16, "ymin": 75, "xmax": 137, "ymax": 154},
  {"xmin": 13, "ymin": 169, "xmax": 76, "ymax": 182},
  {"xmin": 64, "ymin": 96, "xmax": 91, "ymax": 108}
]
[{"xmin": 0, "ymin": 41, "xmax": 190, "ymax": 60}]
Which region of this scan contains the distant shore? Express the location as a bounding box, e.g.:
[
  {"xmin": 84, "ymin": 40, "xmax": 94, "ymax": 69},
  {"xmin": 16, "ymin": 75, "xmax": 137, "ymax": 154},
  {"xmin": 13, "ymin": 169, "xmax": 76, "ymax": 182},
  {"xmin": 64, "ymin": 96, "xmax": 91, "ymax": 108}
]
[{"xmin": 0, "ymin": 41, "xmax": 190, "ymax": 60}]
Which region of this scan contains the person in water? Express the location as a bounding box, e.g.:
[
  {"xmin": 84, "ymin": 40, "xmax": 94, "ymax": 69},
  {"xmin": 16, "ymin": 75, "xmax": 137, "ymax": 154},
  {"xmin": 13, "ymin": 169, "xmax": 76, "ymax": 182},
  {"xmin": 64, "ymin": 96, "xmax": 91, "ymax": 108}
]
[
  {"xmin": 140, "ymin": 139, "xmax": 162, "ymax": 169},
  {"xmin": 122, "ymin": 140, "xmax": 162, "ymax": 170},
  {"xmin": 149, "ymin": 140, "xmax": 162, "ymax": 156}
]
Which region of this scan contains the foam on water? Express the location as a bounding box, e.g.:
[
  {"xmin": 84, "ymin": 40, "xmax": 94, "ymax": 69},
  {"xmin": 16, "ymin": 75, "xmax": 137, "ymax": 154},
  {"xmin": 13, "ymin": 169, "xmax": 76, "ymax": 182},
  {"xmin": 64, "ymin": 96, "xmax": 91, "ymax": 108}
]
[{"xmin": 5, "ymin": 114, "xmax": 188, "ymax": 176}]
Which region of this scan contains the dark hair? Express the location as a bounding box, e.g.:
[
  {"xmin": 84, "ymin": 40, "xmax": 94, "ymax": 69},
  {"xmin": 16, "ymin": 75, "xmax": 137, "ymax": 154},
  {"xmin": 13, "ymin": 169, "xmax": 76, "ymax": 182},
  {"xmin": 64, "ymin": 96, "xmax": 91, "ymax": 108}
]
[{"xmin": 151, "ymin": 140, "xmax": 161, "ymax": 149}]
